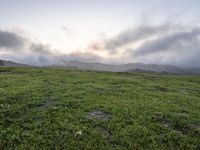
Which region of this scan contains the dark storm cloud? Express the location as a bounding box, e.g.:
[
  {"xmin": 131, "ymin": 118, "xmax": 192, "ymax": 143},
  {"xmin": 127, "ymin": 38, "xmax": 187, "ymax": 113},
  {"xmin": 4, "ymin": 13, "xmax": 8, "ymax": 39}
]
[
  {"xmin": 104, "ymin": 24, "xmax": 172, "ymax": 51},
  {"xmin": 30, "ymin": 43, "xmax": 53, "ymax": 55},
  {"xmin": 133, "ymin": 27, "xmax": 200, "ymax": 56},
  {"xmin": 0, "ymin": 29, "xmax": 54, "ymax": 55},
  {"xmin": 0, "ymin": 29, "xmax": 25, "ymax": 49},
  {"xmin": 100, "ymin": 24, "xmax": 200, "ymax": 67}
]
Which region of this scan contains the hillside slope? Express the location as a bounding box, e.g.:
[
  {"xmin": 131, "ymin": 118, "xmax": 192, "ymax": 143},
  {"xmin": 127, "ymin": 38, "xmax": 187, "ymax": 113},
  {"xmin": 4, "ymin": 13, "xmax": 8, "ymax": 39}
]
[
  {"xmin": 1, "ymin": 59, "xmax": 200, "ymax": 75},
  {"xmin": 0, "ymin": 60, "xmax": 29, "ymax": 67},
  {"xmin": 0, "ymin": 67, "xmax": 200, "ymax": 149},
  {"xmin": 62, "ymin": 61, "xmax": 200, "ymax": 75}
]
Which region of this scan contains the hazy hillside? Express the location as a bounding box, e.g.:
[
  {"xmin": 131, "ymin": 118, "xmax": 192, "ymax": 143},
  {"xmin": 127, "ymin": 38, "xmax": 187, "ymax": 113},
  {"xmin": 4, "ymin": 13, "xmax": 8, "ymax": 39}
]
[
  {"xmin": 62, "ymin": 61, "xmax": 200, "ymax": 75},
  {"xmin": 0, "ymin": 60, "xmax": 29, "ymax": 67},
  {"xmin": 0, "ymin": 60, "xmax": 4, "ymax": 66},
  {"xmin": 1, "ymin": 59, "xmax": 200, "ymax": 75}
]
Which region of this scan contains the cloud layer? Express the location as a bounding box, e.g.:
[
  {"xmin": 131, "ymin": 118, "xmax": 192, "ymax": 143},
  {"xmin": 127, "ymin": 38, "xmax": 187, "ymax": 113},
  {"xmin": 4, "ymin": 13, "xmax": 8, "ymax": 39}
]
[
  {"xmin": 102, "ymin": 24, "xmax": 200, "ymax": 67},
  {"xmin": 0, "ymin": 24, "xmax": 200, "ymax": 68},
  {"xmin": 0, "ymin": 29, "xmax": 103, "ymax": 66},
  {"xmin": 0, "ymin": 29, "xmax": 25, "ymax": 49},
  {"xmin": 133, "ymin": 27, "xmax": 200, "ymax": 56},
  {"xmin": 104, "ymin": 25, "xmax": 171, "ymax": 51}
]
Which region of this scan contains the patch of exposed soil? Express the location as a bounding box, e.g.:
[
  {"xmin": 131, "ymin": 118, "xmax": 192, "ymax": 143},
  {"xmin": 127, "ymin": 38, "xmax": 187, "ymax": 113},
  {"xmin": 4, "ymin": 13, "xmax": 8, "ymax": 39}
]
[
  {"xmin": 189, "ymin": 123, "xmax": 200, "ymax": 130},
  {"xmin": 95, "ymin": 126, "xmax": 118, "ymax": 147},
  {"xmin": 173, "ymin": 112, "xmax": 189, "ymax": 117},
  {"xmin": 87, "ymin": 110, "xmax": 111, "ymax": 121},
  {"xmin": 95, "ymin": 127, "xmax": 111, "ymax": 138},
  {"xmin": 153, "ymin": 112, "xmax": 171, "ymax": 128}
]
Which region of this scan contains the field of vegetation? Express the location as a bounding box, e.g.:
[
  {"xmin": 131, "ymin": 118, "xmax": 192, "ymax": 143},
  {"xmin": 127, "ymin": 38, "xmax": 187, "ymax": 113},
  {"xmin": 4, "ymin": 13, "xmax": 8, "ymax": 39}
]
[{"xmin": 0, "ymin": 67, "xmax": 200, "ymax": 149}]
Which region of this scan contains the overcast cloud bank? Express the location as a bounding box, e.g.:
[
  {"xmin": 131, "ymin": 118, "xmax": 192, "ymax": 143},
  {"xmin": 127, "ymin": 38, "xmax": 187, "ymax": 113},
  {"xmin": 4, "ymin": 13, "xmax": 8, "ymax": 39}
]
[{"xmin": 0, "ymin": 24, "xmax": 200, "ymax": 68}]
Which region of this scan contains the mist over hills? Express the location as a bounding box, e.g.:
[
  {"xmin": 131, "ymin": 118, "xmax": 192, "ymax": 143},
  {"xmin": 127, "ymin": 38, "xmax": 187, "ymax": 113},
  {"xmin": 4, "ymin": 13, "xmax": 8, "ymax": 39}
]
[
  {"xmin": 0, "ymin": 60, "xmax": 29, "ymax": 67},
  {"xmin": 1, "ymin": 59, "xmax": 200, "ymax": 75},
  {"xmin": 62, "ymin": 61, "xmax": 200, "ymax": 75}
]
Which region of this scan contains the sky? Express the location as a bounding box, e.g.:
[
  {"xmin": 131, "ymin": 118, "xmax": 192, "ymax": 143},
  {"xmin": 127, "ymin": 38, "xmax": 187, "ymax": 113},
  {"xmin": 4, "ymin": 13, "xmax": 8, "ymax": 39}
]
[{"xmin": 0, "ymin": 0, "xmax": 200, "ymax": 67}]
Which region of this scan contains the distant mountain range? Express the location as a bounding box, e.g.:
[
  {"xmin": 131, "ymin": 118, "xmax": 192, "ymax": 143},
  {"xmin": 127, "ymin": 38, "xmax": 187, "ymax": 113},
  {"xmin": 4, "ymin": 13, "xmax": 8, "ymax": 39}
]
[
  {"xmin": 1, "ymin": 59, "xmax": 200, "ymax": 75},
  {"xmin": 62, "ymin": 61, "xmax": 200, "ymax": 75}
]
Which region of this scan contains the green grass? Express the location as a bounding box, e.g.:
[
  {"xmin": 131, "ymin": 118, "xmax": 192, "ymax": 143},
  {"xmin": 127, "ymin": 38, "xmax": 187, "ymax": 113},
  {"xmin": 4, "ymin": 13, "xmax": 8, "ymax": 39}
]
[{"xmin": 0, "ymin": 67, "xmax": 200, "ymax": 149}]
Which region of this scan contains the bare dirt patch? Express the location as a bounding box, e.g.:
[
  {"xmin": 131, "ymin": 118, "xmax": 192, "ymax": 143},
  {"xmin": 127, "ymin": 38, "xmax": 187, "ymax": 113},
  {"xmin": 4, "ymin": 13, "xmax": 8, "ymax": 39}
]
[
  {"xmin": 95, "ymin": 126, "xmax": 118, "ymax": 147},
  {"xmin": 87, "ymin": 110, "xmax": 111, "ymax": 121},
  {"xmin": 153, "ymin": 112, "xmax": 191, "ymax": 134},
  {"xmin": 173, "ymin": 112, "xmax": 189, "ymax": 117},
  {"xmin": 95, "ymin": 127, "xmax": 111, "ymax": 138},
  {"xmin": 152, "ymin": 112, "xmax": 171, "ymax": 128},
  {"xmin": 189, "ymin": 123, "xmax": 200, "ymax": 130}
]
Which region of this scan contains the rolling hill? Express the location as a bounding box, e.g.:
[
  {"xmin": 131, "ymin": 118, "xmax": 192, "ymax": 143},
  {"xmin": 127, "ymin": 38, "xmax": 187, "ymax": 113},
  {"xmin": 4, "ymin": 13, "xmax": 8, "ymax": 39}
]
[
  {"xmin": 0, "ymin": 67, "xmax": 200, "ymax": 149},
  {"xmin": 1, "ymin": 59, "xmax": 200, "ymax": 75},
  {"xmin": 62, "ymin": 61, "xmax": 200, "ymax": 75},
  {"xmin": 0, "ymin": 60, "xmax": 29, "ymax": 67}
]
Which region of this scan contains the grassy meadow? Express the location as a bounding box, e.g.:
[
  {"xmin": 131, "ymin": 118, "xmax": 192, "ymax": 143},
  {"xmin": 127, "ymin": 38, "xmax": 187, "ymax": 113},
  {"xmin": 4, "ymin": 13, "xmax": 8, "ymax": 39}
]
[{"xmin": 0, "ymin": 67, "xmax": 200, "ymax": 149}]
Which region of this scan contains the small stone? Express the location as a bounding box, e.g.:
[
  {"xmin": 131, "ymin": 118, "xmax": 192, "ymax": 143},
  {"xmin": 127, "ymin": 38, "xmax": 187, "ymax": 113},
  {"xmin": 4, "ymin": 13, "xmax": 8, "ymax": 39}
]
[{"xmin": 75, "ymin": 130, "xmax": 82, "ymax": 136}]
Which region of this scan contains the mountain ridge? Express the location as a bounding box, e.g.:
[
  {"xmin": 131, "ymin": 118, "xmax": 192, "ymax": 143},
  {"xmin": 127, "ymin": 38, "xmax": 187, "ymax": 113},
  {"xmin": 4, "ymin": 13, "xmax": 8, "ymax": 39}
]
[
  {"xmin": 1, "ymin": 59, "xmax": 200, "ymax": 75},
  {"xmin": 61, "ymin": 60, "xmax": 200, "ymax": 75},
  {"xmin": 0, "ymin": 60, "xmax": 29, "ymax": 67}
]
